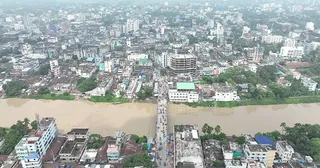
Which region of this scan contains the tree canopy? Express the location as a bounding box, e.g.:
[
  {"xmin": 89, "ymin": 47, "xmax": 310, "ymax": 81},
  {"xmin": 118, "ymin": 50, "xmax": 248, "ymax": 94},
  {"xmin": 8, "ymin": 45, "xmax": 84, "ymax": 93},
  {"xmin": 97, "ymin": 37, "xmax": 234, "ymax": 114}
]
[
  {"xmin": 87, "ymin": 134, "xmax": 105, "ymax": 149},
  {"xmin": 121, "ymin": 153, "xmax": 154, "ymax": 168},
  {"xmin": 0, "ymin": 118, "xmax": 31, "ymax": 154},
  {"xmin": 3, "ymin": 80, "xmax": 28, "ymax": 97},
  {"xmin": 284, "ymin": 123, "xmax": 320, "ymax": 161},
  {"xmin": 136, "ymin": 86, "xmax": 153, "ymax": 100},
  {"xmin": 76, "ymin": 77, "xmax": 97, "ymax": 92}
]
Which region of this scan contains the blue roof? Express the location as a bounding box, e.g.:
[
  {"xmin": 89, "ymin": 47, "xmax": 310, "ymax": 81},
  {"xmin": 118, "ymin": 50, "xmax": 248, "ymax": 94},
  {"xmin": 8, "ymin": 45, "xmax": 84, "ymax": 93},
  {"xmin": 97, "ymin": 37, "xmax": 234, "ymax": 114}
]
[
  {"xmin": 86, "ymin": 57, "xmax": 94, "ymax": 62},
  {"xmin": 26, "ymin": 153, "xmax": 40, "ymax": 159},
  {"xmin": 255, "ymin": 135, "xmax": 275, "ymax": 146}
]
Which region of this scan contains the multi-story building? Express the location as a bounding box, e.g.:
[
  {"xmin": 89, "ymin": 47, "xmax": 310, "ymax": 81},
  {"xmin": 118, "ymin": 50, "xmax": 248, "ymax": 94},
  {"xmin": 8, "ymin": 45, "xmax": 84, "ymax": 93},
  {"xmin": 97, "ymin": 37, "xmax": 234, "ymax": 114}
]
[
  {"xmin": 157, "ymin": 52, "xmax": 168, "ymax": 68},
  {"xmin": 304, "ymin": 42, "xmax": 320, "ymax": 54},
  {"xmin": 279, "ymin": 47, "xmax": 304, "ymax": 60},
  {"xmin": 216, "ymin": 22, "xmax": 224, "ymax": 35},
  {"xmin": 174, "ymin": 125, "xmax": 204, "ymax": 168},
  {"xmin": 49, "ymin": 60, "xmax": 60, "ymax": 77},
  {"xmin": 284, "ymin": 38, "xmax": 297, "ymax": 47},
  {"xmin": 169, "ymin": 82, "xmax": 199, "ymax": 102},
  {"xmin": 276, "ymin": 141, "xmax": 294, "ymax": 162},
  {"xmin": 306, "ymin": 22, "xmax": 315, "ymax": 31},
  {"xmin": 168, "ymin": 54, "xmax": 197, "ymax": 75},
  {"xmin": 76, "ymin": 63, "xmax": 97, "ymax": 78},
  {"xmin": 245, "ymin": 47, "xmax": 263, "ymax": 63},
  {"xmin": 15, "ymin": 117, "xmax": 58, "ymax": 168},
  {"xmin": 261, "ymin": 35, "xmax": 283, "ymax": 44},
  {"xmin": 213, "ymin": 83, "xmax": 239, "ymax": 101},
  {"xmin": 107, "ymin": 138, "xmax": 120, "ymax": 162},
  {"xmin": 301, "ymin": 76, "xmax": 318, "ymax": 91},
  {"xmin": 21, "ymin": 44, "xmax": 33, "ymax": 55},
  {"xmin": 126, "ymin": 19, "xmax": 139, "ymax": 33},
  {"xmin": 127, "ymin": 53, "xmax": 148, "ymax": 61},
  {"xmin": 244, "ymin": 144, "xmax": 276, "ymax": 167},
  {"xmin": 59, "ymin": 128, "xmax": 89, "ymax": 162}
]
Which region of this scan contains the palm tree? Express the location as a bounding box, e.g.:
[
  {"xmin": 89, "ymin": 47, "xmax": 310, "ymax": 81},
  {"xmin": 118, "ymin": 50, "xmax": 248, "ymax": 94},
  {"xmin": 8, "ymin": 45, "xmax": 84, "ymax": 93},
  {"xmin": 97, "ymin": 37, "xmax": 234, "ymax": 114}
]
[
  {"xmin": 280, "ymin": 122, "xmax": 286, "ymax": 135},
  {"xmin": 215, "ymin": 125, "xmax": 221, "ymax": 134},
  {"xmin": 23, "ymin": 118, "xmax": 30, "ymax": 127}
]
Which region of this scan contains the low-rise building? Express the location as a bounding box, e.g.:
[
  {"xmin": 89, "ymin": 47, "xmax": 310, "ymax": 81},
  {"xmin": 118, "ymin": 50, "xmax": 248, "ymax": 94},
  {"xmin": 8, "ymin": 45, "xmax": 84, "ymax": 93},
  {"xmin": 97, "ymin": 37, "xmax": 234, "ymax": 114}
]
[
  {"xmin": 85, "ymin": 76, "xmax": 114, "ymax": 97},
  {"xmin": 59, "ymin": 128, "xmax": 89, "ymax": 162},
  {"xmin": 169, "ymin": 82, "xmax": 199, "ymax": 102},
  {"xmin": 244, "ymin": 144, "xmax": 276, "ymax": 167},
  {"xmin": 174, "ymin": 125, "xmax": 204, "ymax": 168},
  {"xmin": 107, "ymin": 138, "xmax": 120, "ymax": 162},
  {"xmin": 224, "ymin": 159, "xmax": 248, "ymax": 168},
  {"xmin": 213, "ymin": 83, "xmax": 239, "ymax": 101},
  {"xmin": 301, "ymin": 77, "xmax": 318, "ymax": 91},
  {"xmin": 76, "ymin": 63, "xmax": 96, "ymax": 78},
  {"xmin": 276, "ymin": 141, "xmax": 294, "ymax": 162}
]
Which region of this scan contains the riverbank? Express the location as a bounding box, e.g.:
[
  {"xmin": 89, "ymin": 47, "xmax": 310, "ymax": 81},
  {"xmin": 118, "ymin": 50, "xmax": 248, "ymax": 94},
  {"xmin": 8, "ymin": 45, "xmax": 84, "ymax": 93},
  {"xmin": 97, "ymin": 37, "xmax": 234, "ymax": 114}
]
[
  {"xmin": 183, "ymin": 97, "xmax": 320, "ymax": 108},
  {"xmin": 88, "ymin": 96, "xmax": 130, "ymax": 103},
  {"xmin": 22, "ymin": 93, "xmax": 75, "ymax": 100}
]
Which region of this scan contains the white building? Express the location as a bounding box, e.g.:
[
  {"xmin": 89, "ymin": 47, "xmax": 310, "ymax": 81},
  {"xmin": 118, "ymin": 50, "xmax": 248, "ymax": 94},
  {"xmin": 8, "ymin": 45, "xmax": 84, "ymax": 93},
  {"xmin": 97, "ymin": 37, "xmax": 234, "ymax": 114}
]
[
  {"xmin": 216, "ymin": 22, "xmax": 224, "ymax": 35},
  {"xmin": 213, "ymin": 83, "xmax": 239, "ymax": 101},
  {"xmin": 76, "ymin": 63, "xmax": 96, "ymax": 78},
  {"xmin": 304, "ymin": 42, "xmax": 320, "ymax": 54},
  {"xmin": 126, "ymin": 19, "xmax": 139, "ymax": 33},
  {"xmin": 48, "ymin": 37, "xmax": 58, "ymax": 43},
  {"xmin": 301, "ymin": 77, "xmax": 318, "ymax": 91},
  {"xmin": 284, "ymin": 38, "xmax": 296, "ymax": 47},
  {"xmin": 207, "ymin": 20, "xmax": 215, "ymax": 29},
  {"xmin": 279, "ymin": 46, "xmax": 304, "ymax": 60},
  {"xmin": 21, "ymin": 44, "xmax": 33, "ymax": 55},
  {"xmin": 261, "ymin": 35, "xmax": 283, "ymax": 44},
  {"xmin": 158, "ymin": 52, "xmax": 168, "ymax": 68},
  {"xmin": 105, "ymin": 60, "xmax": 114, "ymax": 73},
  {"xmin": 49, "ymin": 60, "xmax": 60, "ymax": 77},
  {"xmin": 245, "ymin": 47, "xmax": 263, "ymax": 63},
  {"xmin": 224, "ymin": 159, "xmax": 247, "ymax": 168},
  {"xmin": 127, "ymin": 53, "xmax": 148, "ymax": 61},
  {"xmin": 169, "ymin": 82, "xmax": 199, "ymax": 102},
  {"xmin": 244, "ymin": 144, "xmax": 276, "ymax": 168},
  {"xmin": 306, "ymin": 22, "xmax": 315, "ymax": 31},
  {"xmin": 276, "ymin": 141, "xmax": 294, "ymax": 162},
  {"xmin": 15, "ymin": 118, "xmax": 58, "ymax": 168}
]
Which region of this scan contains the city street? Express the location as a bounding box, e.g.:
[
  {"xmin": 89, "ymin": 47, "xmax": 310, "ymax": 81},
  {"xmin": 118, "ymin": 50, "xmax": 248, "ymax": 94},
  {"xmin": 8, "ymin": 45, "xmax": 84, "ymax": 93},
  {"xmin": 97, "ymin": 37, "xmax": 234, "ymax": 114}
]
[{"xmin": 155, "ymin": 75, "xmax": 169, "ymax": 168}]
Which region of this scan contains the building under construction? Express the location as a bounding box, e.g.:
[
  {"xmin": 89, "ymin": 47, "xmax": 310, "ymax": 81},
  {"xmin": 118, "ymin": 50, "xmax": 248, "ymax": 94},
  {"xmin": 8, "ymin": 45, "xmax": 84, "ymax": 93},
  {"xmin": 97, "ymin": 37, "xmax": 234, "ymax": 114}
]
[{"xmin": 168, "ymin": 54, "xmax": 197, "ymax": 75}]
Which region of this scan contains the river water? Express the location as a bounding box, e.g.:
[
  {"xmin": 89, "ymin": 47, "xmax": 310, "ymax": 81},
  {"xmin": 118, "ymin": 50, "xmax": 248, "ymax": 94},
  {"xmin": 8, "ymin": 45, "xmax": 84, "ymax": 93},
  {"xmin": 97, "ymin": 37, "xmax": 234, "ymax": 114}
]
[{"xmin": 0, "ymin": 99, "xmax": 319, "ymax": 136}]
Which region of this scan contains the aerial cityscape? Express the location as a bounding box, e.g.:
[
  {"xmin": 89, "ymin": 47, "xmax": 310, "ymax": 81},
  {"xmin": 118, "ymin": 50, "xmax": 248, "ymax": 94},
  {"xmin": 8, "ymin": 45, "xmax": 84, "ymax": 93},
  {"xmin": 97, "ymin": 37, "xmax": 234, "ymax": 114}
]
[{"xmin": 0, "ymin": 0, "xmax": 320, "ymax": 168}]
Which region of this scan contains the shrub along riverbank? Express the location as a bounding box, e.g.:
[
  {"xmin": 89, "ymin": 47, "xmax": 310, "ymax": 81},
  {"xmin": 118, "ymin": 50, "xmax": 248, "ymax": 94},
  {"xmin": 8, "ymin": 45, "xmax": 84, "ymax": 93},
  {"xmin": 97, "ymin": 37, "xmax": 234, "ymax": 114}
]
[
  {"xmin": 184, "ymin": 96, "xmax": 320, "ymax": 108},
  {"xmin": 88, "ymin": 96, "xmax": 130, "ymax": 103},
  {"xmin": 23, "ymin": 93, "xmax": 75, "ymax": 100}
]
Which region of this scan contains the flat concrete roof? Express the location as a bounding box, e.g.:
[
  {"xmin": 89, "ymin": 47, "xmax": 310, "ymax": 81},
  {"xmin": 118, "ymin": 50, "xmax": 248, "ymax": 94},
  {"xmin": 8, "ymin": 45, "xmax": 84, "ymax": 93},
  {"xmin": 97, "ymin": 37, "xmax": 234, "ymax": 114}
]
[{"xmin": 177, "ymin": 82, "xmax": 195, "ymax": 90}]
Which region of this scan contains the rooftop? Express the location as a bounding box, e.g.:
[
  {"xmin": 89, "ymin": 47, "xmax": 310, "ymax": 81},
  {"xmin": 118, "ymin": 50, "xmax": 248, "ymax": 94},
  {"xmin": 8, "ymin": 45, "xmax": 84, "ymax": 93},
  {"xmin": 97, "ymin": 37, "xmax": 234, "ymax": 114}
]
[
  {"xmin": 247, "ymin": 144, "xmax": 268, "ymax": 152},
  {"xmin": 255, "ymin": 135, "xmax": 275, "ymax": 146},
  {"xmin": 176, "ymin": 82, "xmax": 196, "ymax": 90},
  {"xmin": 68, "ymin": 128, "xmax": 89, "ymax": 135},
  {"xmin": 43, "ymin": 136, "xmax": 66, "ymax": 161},
  {"xmin": 39, "ymin": 117, "xmax": 55, "ymax": 127}
]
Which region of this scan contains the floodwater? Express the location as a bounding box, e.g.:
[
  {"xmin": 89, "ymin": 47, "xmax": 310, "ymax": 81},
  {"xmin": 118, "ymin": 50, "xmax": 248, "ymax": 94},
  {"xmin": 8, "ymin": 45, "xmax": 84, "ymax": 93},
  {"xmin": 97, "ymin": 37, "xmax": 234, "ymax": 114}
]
[{"xmin": 0, "ymin": 98, "xmax": 320, "ymax": 136}]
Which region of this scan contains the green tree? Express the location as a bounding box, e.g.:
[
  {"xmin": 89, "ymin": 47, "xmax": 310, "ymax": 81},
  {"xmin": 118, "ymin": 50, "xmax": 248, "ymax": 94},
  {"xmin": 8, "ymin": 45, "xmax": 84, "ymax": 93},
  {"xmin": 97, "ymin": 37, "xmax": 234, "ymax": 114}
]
[
  {"xmin": 207, "ymin": 125, "xmax": 214, "ymax": 135},
  {"xmin": 76, "ymin": 77, "xmax": 97, "ymax": 92},
  {"xmin": 121, "ymin": 153, "xmax": 154, "ymax": 168},
  {"xmin": 38, "ymin": 64, "xmax": 50, "ymax": 75},
  {"xmin": 30, "ymin": 120, "xmax": 38, "ymax": 130},
  {"xmin": 87, "ymin": 134, "xmax": 105, "ymax": 149},
  {"xmin": 236, "ymin": 136, "xmax": 246, "ymax": 145},
  {"xmin": 212, "ymin": 160, "xmax": 224, "ymax": 167},
  {"xmin": 142, "ymin": 144, "xmax": 148, "ymax": 151},
  {"xmin": 202, "ymin": 123, "xmax": 209, "ymax": 134},
  {"xmin": 3, "ymin": 80, "xmax": 28, "ymax": 97},
  {"xmin": 131, "ymin": 134, "xmax": 140, "ymax": 143},
  {"xmin": 23, "ymin": 118, "xmax": 30, "ymax": 127},
  {"xmin": 38, "ymin": 87, "xmax": 50, "ymax": 95},
  {"xmin": 280, "ymin": 122, "xmax": 286, "ymax": 135},
  {"xmin": 215, "ymin": 125, "xmax": 221, "ymax": 134},
  {"xmin": 138, "ymin": 136, "xmax": 147, "ymax": 144}
]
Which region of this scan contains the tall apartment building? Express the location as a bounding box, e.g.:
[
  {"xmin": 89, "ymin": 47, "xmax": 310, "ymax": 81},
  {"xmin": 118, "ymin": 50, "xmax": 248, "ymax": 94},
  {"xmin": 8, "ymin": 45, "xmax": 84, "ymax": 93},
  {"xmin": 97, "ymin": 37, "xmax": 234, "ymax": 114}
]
[
  {"xmin": 245, "ymin": 47, "xmax": 263, "ymax": 63},
  {"xmin": 126, "ymin": 19, "xmax": 139, "ymax": 33},
  {"xmin": 261, "ymin": 35, "xmax": 283, "ymax": 44},
  {"xmin": 15, "ymin": 117, "xmax": 58, "ymax": 168},
  {"xmin": 157, "ymin": 52, "xmax": 168, "ymax": 68},
  {"xmin": 284, "ymin": 38, "xmax": 297, "ymax": 47},
  {"xmin": 279, "ymin": 46, "xmax": 304, "ymax": 60},
  {"xmin": 168, "ymin": 54, "xmax": 196, "ymax": 75}
]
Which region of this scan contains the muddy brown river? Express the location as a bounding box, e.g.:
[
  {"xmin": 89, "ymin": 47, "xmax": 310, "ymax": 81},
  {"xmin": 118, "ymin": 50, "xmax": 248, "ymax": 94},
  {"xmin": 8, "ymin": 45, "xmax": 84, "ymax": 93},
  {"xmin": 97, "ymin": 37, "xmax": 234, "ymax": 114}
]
[{"xmin": 0, "ymin": 98, "xmax": 319, "ymax": 136}]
